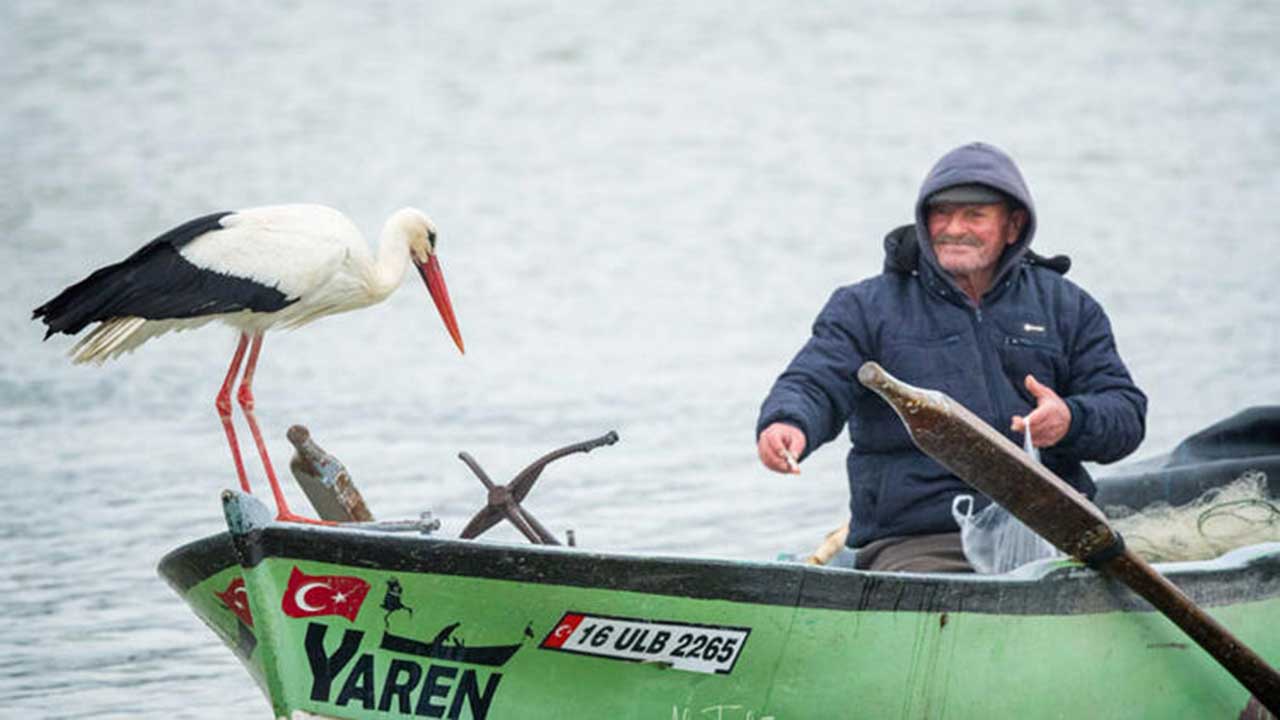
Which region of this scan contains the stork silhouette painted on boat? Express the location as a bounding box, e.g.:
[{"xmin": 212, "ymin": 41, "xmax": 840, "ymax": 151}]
[{"xmin": 32, "ymin": 205, "xmax": 465, "ymax": 523}]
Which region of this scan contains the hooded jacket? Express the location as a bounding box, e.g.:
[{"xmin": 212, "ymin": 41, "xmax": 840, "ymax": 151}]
[{"xmin": 756, "ymin": 142, "xmax": 1147, "ymax": 548}]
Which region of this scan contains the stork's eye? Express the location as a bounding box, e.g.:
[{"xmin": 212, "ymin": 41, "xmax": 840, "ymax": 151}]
[{"xmin": 427, "ymin": 229, "xmax": 438, "ymax": 249}]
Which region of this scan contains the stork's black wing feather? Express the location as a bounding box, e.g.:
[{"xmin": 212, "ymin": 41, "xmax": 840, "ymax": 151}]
[{"xmin": 32, "ymin": 211, "xmax": 296, "ymax": 338}]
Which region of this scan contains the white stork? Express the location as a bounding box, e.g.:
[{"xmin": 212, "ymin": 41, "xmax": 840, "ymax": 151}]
[{"xmin": 33, "ymin": 204, "xmax": 465, "ymax": 524}]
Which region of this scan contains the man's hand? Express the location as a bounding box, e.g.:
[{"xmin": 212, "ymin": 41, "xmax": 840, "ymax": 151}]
[
  {"xmin": 1010, "ymin": 375, "xmax": 1072, "ymax": 448},
  {"xmin": 757, "ymin": 422, "xmax": 806, "ymax": 475}
]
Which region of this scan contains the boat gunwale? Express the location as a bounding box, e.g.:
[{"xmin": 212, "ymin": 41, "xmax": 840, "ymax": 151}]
[{"xmin": 158, "ymin": 521, "xmax": 1280, "ymax": 617}]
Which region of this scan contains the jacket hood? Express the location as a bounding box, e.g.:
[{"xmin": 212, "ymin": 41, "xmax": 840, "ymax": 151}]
[{"xmin": 913, "ymin": 142, "xmax": 1038, "ymax": 298}]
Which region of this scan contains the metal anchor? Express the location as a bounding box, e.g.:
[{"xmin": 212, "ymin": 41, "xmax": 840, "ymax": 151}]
[{"xmin": 458, "ymin": 431, "xmax": 619, "ymax": 544}]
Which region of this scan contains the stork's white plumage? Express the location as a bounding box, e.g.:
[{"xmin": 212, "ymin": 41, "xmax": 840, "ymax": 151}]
[{"xmin": 34, "ymin": 204, "xmax": 465, "ymax": 523}]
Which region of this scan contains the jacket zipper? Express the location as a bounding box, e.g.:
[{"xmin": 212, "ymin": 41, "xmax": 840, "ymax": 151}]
[
  {"xmin": 969, "ymin": 304, "xmax": 1004, "ymax": 422},
  {"xmin": 928, "ymin": 275, "xmax": 1002, "ymax": 421}
]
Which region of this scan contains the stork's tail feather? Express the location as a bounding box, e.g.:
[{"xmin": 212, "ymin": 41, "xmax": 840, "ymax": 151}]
[
  {"xmin": 33, "ymin": 261, "xmax": 138, "ymax": 339},
  {"xmin": 69, "ymin": 317, "xmax": 147, "ymax": 364},
  {"xmin": 65, "ymin": 317, "xmax": 205, "ymax": 364},
  {"xmin": 32, "ymin": 265, "xmax": 159, "ymax": 362},
  {"xmin": 34, "ymin": 211, "xmax": 239, "ymax": 342}
]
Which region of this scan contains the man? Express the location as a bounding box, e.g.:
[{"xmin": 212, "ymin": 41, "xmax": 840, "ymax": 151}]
[{"xmin": 756, "ymin": 142, "xmax": 1147, "ymax": 572}]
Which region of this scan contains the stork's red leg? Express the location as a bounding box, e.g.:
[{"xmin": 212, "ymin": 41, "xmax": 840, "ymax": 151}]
[
  {"xmin": 216, "ymin": 334, "xmax": 252, "ymax": 493},
  {"xmin": 236, "ymin": 332, "xmax": 332, "ymax": 525}
]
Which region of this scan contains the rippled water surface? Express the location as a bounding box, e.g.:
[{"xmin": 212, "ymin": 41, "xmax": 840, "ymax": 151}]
[{"xmin": 3, "ymin": 2, "xmax": 1278, "ymax": 717}]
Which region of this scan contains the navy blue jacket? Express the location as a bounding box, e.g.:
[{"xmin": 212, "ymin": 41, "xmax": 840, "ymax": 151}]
[{"xmin": 756, "ymin": 143, "xmax": 1147, "ymax": 548}]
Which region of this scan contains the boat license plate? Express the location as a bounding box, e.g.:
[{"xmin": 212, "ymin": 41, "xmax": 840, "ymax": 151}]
[{"xmin": 539, "ymin": 611, "xmax": 750, "ymax": 674}]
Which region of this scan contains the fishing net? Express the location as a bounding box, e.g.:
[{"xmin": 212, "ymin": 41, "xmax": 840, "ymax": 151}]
[{"xmin": 1106, "ymin": 471, "xmax": 1280, "ymax": 563}]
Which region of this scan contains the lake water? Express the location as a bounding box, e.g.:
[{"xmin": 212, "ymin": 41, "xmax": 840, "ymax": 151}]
[{"xmin": 2, "ymin": 2, "xmax": 1277, "ymax": 717}]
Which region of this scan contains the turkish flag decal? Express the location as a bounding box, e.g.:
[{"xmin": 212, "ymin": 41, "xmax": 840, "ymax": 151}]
[
  {"xmin": 540, "ymin": 613, "xmax": 585, "ymax": 649},
  {"xmin": 280, "ymin": 566, "xmax": 371, "ymax": 621},
  {"xmin": 216, "ymin": 577, "xmax": 254, "ymax": 628}
]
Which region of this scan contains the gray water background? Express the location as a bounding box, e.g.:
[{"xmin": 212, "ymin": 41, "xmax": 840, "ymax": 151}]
[{"xmin": 2, "ymin": 2, "xmax": 1277, "ymax": 717}]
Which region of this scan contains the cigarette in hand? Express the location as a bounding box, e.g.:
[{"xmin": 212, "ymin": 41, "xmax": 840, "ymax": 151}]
[{"xmin": 782, "ymin": 448, "xmax": 800, "ymax": 473}]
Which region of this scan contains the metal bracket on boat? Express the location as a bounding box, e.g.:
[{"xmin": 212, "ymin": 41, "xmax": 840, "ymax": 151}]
[
  {"xmin": 458, "ymin": 430, "xmax": 620, "ymax": 545},
  {"xmin": 287, "ymin": 424, "xmax": 442, "ymax": 534},
  {"xmin": 288, "ymin": 425, "xmax": 375, "ymax": 522}
]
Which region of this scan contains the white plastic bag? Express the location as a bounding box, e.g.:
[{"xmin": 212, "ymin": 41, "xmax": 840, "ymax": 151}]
[
  {"xmin": 952, "ymin": 495, "xmax": 1061, "ymax": 574},
  {"xmin": 952, "ymin": 420, "xmax": 1061, "ymax": 573},
  {"xmin": 1023, "ymin": 416, "xmax": 1040, "ymax": 463},
  {"xmin": 957, "ymin": 415, "xmax": 1064, "ymax": 571}
]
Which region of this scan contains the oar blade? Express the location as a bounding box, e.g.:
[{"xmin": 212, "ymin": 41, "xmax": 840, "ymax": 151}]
[{"xmin": 856, "ymin": 361, "xmax": 1116, "ymax": 561}]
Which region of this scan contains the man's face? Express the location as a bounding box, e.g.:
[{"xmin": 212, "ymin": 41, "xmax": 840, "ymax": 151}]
[{"xmin": 927, "ymin": 202, "xmax": 1025, "ymax": 277}]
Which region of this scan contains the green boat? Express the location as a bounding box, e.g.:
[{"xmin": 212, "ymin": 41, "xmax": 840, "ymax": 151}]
[{"xmin": 159, "ymin": 408, "xmax": 1280, "ymax": 719}]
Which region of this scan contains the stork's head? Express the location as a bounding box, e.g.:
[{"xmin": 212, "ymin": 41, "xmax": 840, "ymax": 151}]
[{"xmin": 401, "ymin": 209, "xmax": 464, "ymax": 354}]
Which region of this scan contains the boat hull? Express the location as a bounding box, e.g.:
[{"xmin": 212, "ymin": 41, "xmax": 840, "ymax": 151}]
[{"xmin": 160, "ymin": 492, "xmax": 1280, "ymax": 719}]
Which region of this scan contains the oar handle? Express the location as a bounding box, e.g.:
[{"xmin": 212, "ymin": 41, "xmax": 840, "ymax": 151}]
[{"xmin": 1103, "ymin": 548, "xmax": 1280, "ymax": 705}]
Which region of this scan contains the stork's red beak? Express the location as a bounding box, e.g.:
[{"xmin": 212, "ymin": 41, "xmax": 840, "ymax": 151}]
[{"xmin": 416, "ymin": 254, "xmax": 464, "ymax": 354}]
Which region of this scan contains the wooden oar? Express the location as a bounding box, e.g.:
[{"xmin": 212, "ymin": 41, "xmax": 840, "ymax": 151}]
[{"xmin": 856, "ymin": 361, "xmax": 1280, "ymax": 712}]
